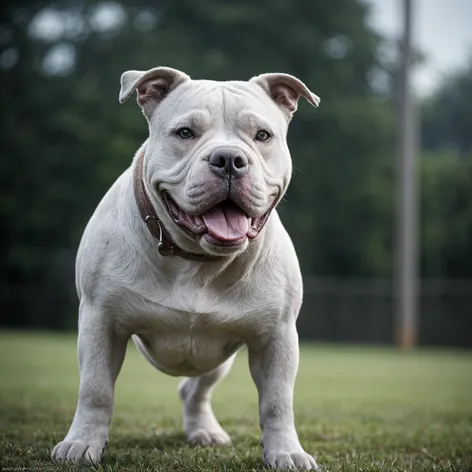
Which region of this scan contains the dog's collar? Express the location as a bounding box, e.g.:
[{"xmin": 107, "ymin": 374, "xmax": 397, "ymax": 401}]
[{"xmin": 133, "ymin": 150, "xmax": 223, "ymax": 262}]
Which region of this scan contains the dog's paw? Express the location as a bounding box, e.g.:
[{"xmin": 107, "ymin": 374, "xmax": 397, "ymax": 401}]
[
  {"xmin": 51, "ymin": 439, "xmax": 104, "ymax": 464},
  {"xmin": 188, "ymin": 426, "xmax": 232, "ymax": 446},
  {"xmin": 264, "ymin": 450, "xmax": 320, "ymax": 470}
]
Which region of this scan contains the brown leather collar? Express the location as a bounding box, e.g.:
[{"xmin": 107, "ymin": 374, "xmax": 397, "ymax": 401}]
[{"xmin": 133, "ymin": 150, "xmax": 223, "ymax": 262}]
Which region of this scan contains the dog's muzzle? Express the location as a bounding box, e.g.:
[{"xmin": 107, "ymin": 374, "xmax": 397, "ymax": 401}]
[{"xmin": 134, "ymin": 148, "xmax": 278, "ymax": 258}]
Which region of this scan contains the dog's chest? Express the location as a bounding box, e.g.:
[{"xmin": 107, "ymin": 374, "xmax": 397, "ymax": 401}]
[
  {"xmin": 134, "ymin": 325, "xmax": 243, "ymax": 377},
  {"xmin": 131, "ymin": 281, "xmax": 272, "ymax": 377},
  {"xmin": 134, "ymin": 308, "xmax": 246, "ymax": 376}
]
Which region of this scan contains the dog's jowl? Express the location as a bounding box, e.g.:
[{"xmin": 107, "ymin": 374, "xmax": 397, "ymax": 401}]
[{"xmin": 51, "ymin": 67, "xmax": 320, "ymax": 470}]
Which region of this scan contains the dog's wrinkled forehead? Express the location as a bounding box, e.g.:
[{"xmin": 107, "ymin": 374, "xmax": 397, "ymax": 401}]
[{"xmin": 154, "ymin": 80, "xmax": 284, "ymax": 128}]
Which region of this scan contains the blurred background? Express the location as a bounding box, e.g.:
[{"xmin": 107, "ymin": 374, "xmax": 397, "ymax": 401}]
[{"xmin": 1, "ymin": 0, "xmax": 471, "ymax": 347}]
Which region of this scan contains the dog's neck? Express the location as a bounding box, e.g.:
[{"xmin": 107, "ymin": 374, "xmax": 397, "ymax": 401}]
[{"xmin": 133, "ymin": 149, "xmax": 224, "ymax": 262}]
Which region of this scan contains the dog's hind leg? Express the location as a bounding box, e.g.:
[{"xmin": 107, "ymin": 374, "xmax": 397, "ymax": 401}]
[{"xmin": 178, "ymin": 353, "xmax": 236, "ymax": 446}]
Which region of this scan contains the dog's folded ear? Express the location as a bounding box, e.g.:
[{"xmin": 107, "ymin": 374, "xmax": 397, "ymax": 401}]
[
  {"xmin": 250, "ymin": 73, "xmax": 320, "ymax": 119},
  {"xmin": 119, "ymin": 67, "xmax": 190, "ymax": 117}
]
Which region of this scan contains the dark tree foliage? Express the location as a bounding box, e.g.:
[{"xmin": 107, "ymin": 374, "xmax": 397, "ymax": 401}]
[
  {"xmin": 422, "ymin": 60, "xmax": 472, "ymax": 154},
  {"xmin": 420, "ymin": 59, "xmax": 472, "ymax": 278}
]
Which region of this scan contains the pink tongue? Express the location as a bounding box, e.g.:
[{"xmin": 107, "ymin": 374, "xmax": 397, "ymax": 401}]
[{"xmin": 202, "ymin": 203, "xmax": 249, "ymax": 241}]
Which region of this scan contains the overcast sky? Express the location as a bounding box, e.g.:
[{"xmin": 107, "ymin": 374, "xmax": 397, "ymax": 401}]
[{"xmin": 367, "ymin": 0, "xmax": 472, "ymax": 96}]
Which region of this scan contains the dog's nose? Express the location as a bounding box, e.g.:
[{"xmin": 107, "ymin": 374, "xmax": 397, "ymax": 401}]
[{"xmin": 208, "ymin": 149, "xmax": 249, "ymax": 178}]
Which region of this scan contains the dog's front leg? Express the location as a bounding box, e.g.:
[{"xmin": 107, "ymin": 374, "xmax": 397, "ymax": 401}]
[
  {"xmin": 249, "ymin": 323, "xmax": 319, "ymax": 471},
  {"xmin": 52, "ymin": 302, "xmax": 128, "ymax": 464}
]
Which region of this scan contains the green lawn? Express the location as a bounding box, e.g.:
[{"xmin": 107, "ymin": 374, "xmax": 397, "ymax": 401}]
[{"xmin": 0, "ymin": 332, "xmax": 471, "ymax": 471}]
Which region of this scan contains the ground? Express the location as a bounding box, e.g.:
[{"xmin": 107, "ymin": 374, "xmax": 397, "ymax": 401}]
[{"xmin": 0, "ymin": 332, "xmax": 471, "ymax": 472}]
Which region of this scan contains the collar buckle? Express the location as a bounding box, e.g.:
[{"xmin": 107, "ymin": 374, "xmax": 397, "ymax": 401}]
[{"xmin": 145, "ymin": 215, "xmax": 175, "ymax": 256}]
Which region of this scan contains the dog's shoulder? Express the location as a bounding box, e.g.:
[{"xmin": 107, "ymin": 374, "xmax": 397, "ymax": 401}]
[{"xmin": 75, "ymin": 167, "xmax": 136, "ymax": 299}]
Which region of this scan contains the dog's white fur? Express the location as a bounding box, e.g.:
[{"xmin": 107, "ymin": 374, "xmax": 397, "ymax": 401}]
[{"xmin": 51, "ymin": 67, "xmax": 320, "ymax": 470}]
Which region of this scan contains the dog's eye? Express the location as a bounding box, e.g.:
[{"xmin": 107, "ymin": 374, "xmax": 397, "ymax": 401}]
[
  {"xmin": 176, "ymin": 127, "xmax": 195, "ymax": 139},
  {"xmin": 255, "ymin": 130, "xmax": 271, "ymax": 142}
]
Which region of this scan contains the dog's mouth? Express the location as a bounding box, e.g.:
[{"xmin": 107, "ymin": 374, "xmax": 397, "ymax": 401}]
[{"xmin": 162, "ymin": 193, "xmax": 273, "ymax": 247}]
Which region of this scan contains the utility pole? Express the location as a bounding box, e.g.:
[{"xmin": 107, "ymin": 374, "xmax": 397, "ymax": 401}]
[{"xmin": 396, "ymin": 0, "xmax": 419, "ymax": 349}]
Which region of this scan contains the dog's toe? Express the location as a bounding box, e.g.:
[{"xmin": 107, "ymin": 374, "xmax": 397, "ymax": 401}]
[
  {"xmin": 52, "ymin": 440, "xmax": 103, "ymax": 464},
  {"xmin": 290, "ymin": 452, "xmax": 320, "ymax": 470},
  {"xmin": 264, "ymin": 450, "xmax": 319, "ymax": 470}
]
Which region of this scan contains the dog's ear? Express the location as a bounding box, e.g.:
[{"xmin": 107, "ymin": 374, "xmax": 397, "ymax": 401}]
[
  {"xmin": 250, "ymin": 73, "xmax": 320, "ymax": 119},
  {"xmin": 119, "ymin": 66, "xmax": 190, "ymax": 117}
]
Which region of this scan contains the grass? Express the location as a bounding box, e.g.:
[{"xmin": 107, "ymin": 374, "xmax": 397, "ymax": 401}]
[{"xmin": 0, "ymin": 331, "xmax": 471, "ymax": 471}]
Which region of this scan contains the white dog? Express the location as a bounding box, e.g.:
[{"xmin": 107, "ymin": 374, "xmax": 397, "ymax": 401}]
[{"xmin": 51, "ymin": 67, "xmax": 320, "ymax": 470}]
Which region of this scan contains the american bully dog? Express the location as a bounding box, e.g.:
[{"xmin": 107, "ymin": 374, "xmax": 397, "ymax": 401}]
[{"xmin": 52, "ymin": 67, "xmax": 320, "ymax": 470}]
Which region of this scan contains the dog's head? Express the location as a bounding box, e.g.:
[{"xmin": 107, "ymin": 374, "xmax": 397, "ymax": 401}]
[{"xmin": 120, "ymin": 67, "xmax": 320, "ymax": 256}]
